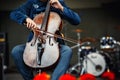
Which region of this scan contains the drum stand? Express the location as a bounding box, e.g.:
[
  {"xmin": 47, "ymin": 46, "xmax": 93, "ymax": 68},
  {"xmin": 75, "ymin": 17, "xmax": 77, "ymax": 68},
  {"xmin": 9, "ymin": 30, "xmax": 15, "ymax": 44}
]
[{"xmin": 67, "ymin": 31, "xmax": 89, "ymax": 76}]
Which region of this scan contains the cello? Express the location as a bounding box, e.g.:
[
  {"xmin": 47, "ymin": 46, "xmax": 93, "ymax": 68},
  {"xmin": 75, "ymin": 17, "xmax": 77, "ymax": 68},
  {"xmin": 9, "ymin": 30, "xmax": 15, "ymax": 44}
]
[{"xmin": 23, "ymin": 0, "xmax": 62, "ymax": 68}]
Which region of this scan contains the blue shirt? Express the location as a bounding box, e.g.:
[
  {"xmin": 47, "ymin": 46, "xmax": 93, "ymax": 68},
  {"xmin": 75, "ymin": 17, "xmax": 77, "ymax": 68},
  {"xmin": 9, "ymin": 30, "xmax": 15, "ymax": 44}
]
[{"xmin": 10, "ymin": 0, "xmax": 81, "ymax": 43}]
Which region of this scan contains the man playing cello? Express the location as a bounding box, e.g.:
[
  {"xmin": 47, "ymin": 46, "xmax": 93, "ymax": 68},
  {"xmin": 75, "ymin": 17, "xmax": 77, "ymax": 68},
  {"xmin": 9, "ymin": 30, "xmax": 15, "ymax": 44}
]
[{"xmin": 10, "ymin": 0, "xmax": 80, "ymax": 80}]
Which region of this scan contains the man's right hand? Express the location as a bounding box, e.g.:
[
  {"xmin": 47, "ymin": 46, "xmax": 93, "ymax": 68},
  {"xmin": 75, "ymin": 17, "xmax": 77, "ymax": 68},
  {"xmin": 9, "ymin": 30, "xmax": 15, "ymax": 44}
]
[{"xmin": 25, "ymin": 17, "xmax": 37, "ymax": 29}]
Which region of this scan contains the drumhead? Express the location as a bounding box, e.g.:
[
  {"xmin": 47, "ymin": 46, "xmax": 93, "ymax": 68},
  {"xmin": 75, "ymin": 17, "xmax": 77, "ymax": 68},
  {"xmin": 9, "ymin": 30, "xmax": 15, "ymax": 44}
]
[{"xmin": 83, "ymin": 52, "xmax": 106, "ymax": 76}]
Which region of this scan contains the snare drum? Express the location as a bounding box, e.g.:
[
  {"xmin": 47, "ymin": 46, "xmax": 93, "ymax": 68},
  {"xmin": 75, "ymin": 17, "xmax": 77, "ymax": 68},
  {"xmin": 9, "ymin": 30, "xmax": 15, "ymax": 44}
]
[
  {"xmin": 83, "ymin": 51, "xmax": 106, "ymax": 76},
  {"xmin": 80, "ymin": 46, "xmax": 96, "ymax": 57}
]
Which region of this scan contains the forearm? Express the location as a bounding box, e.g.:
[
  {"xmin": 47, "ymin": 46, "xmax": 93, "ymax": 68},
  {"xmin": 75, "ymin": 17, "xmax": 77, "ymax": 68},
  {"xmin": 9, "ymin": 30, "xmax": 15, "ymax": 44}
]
[
  {"xmin": 10, "ymin": 0, "xmax": 32, "ymax": 25},
  {"xmin": 10, "ymin": 10, "xmax": 28, "ymax": 25}
]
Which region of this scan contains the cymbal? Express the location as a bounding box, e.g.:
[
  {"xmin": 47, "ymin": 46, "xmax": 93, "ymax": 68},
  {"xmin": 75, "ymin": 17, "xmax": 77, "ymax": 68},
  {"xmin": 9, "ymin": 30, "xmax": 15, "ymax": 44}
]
[
  {"xmin": 80, "ymin": 37, "xmax": 97, "ymax": 43},
  {"xmin": 72, "ymin": 29, "xmax": 83, "ymax": 33},
  {"xmin": 114, "ymin": 26, "xmax": 120, "ymax": 30},
  {"xmin": 101, "ymin": 48, "xmax": 114, "ymax": 53}
]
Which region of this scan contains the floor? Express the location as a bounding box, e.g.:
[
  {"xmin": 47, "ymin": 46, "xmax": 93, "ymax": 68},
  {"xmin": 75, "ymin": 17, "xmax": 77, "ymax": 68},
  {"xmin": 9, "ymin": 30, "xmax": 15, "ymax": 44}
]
[{"xmin": 4, "ymin": 73, "xmax": 23, "ymax": 80}]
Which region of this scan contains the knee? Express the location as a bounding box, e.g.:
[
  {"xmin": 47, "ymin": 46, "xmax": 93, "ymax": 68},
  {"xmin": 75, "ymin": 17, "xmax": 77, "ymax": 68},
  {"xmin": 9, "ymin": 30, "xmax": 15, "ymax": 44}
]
[
  {"xmin": 11, "ymin": 46, "xmax": 19, "ymax": 58},
  {"xmin": 65, "ymin": 46, "xmax": 72, "ymax": 55},
  {"xmin": 11, "ymin": 45, "xmax": 24, "ymax": 59},
  {"xmin": 61, "ymin": 45, "xmax": 72, "ymax": 56}
]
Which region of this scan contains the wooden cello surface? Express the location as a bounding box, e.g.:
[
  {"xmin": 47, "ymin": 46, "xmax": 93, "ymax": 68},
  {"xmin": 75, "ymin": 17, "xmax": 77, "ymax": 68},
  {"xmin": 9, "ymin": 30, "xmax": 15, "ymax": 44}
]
[{"xmin": 23, "ymin": 12, "xmax": 62, "ymax": 68}]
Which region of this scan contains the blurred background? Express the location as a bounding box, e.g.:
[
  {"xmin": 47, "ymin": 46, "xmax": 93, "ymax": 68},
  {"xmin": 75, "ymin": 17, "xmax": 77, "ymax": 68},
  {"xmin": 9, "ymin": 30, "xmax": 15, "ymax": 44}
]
[{"xmin": 0, "ymin": 0, "xmax": 120, "ymax": 80}]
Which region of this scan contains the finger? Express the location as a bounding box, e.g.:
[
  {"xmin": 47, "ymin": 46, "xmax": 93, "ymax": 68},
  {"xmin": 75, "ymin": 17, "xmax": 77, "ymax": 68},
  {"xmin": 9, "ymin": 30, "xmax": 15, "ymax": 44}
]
[
  {"xmin": 30, "ymin": 23, "xmax": 37, "ymax": 29},
  {"xmin": 26, "ymin": 22, "xmax": 30, "ymax": 29},
  {"xmin": 27, "ymin": 22, "xmax": 32, "ymax": 29},
  {"xmin": 26, "ymin": 18, "xmax": 36, "ymax": 29}
]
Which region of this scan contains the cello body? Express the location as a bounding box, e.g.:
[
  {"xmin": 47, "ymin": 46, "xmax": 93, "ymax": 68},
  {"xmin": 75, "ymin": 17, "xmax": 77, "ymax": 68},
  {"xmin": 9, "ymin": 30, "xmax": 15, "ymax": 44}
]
[{"xmin": 23, "ymin": 12, "xmax": 62, "ymax": 68}]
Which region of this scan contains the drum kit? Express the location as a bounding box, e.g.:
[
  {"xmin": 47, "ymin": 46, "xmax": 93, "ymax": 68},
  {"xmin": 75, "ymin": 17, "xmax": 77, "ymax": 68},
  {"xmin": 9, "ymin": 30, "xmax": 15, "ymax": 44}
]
[{"xmin": 67, "ymin": 29, "xmax": 120, "ymax": 77}]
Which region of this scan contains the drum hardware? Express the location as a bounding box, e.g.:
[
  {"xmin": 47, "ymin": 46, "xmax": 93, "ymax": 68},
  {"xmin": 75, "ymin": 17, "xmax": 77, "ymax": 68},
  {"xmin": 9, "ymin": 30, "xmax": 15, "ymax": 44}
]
[
  {"xmin": 115, "ymin": 41, "xmax": 120, "ymax": 46},
  {"xmin": 68, "ymin": 34, "xmax": 113, "ymax": 77},
  {"xmin": 72, "ymin": 29, "xmax": 84, "ymax": 33},
  {"xmin": 71, "ymin": 29, "xmax": 96, "ymax": 49},
  {"xmin": 99, "ymin": 50, "xmax": 112, "ymax": 61},
  {"xmin": 100, "ymin": 36, "xmax": 120, "ymax": 73},
  {"xmin": 111, "ymin": 40, "xmax": 120, "ymax": 72},
  {"xmin": 71, "ymin": 42, "xmax": 90, "ymax": 49},
  {"xmin": 67, "ymin": 29, "xmax": 86, "ymax": 76},
  {"xmin": 80, "ymin": 37, "xmax": 97, "ymax": 43},
  {"xmin": 67, "ymin": 30, "xmax": 106, "ymax": 77},
  {"xmin": 116, "ymin": 48, "xmax": 120, "ymax": 72},
  {"xmin": 68, "ymin": 46, "xmax": 107, "ymax": 77},
  {"xmin": 71, "ymin": 36, "xmax": 97, "ymax": 50},
  {"xmin": 100, "ymin": 36, "xmax": 116, "ymax": 52}
]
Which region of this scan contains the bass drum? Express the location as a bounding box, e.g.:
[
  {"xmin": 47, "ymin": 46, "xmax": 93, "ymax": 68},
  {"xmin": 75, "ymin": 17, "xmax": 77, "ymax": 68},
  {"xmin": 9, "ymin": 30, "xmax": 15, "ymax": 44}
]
[{"xmin": 83, "ymin": 51, "xmax": 106, "ymax": 76}]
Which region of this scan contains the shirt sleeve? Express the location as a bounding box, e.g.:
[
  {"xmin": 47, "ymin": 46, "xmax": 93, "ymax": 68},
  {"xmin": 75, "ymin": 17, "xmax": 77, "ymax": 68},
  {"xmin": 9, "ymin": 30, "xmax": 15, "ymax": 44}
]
[
  {"xmin": 59, "ymin": 0, "xmax": 81, "ymax": 25},
  {"xmin": 10, "ymin": 0, "xmax": 33, "ymax": 24}
]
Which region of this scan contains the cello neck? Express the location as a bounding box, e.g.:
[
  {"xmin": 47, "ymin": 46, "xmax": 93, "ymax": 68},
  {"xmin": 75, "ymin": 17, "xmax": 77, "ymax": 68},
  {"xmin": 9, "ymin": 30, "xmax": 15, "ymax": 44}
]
[{"xmin": 41, "ymin": 0, "xmax": 50, "ymax": 30}]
